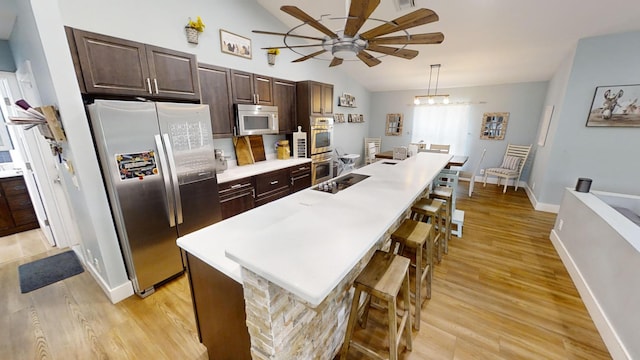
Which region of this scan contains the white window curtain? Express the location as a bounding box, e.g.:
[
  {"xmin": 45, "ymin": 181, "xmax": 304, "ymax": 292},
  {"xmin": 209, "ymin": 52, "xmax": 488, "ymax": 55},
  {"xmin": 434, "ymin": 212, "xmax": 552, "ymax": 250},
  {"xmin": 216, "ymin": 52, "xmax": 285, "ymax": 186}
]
[{"xmin": 411, "ymin": 104, "xmax": 471, "ymax": 155}]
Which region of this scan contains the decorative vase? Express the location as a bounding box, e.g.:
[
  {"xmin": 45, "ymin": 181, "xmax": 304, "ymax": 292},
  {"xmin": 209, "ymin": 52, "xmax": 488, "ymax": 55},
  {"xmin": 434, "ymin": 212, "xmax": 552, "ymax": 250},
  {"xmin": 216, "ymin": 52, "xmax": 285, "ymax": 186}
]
[
  {"xmin": 267, "ymin": 53, "xmax": 276, "ymax": 65},
  {"xmin": 185, "ymin": 27, "xmax": 199, "ymax": 44}
]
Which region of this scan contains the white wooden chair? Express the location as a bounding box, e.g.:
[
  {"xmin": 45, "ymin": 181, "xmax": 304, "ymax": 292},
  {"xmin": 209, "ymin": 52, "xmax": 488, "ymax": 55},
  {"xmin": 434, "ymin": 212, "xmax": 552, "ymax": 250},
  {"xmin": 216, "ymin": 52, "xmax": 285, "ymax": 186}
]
[
  {"xmin": 429, "ymin": 144, "xmax": 450, "ymax": 154},
  {"xmin": 483, "ymin": 144, "xmax": 532, "ymax": 193},
  {"xmin": 364, "ymin": 137, "xmax": 381, "ymax": 165},
  {"xmin": 468, "ymin": 149, "xmax": 487, "ymax": 197}
]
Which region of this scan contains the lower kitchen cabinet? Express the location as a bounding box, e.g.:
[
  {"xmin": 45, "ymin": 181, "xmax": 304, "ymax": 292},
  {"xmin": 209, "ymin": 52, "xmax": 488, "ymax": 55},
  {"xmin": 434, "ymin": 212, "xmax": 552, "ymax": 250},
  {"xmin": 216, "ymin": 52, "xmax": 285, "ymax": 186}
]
[
  {"xmin": 290, "ymin": 164, "xmax": 311, "ymax": 193},
  {"xmin": 0, "ymin": 176, "xmax": 39, "ymax": 237},
  {"xmin": 254, "ymin": 168, "xmax": 290, "ymax": 207},
  {"xmin": 218, "ymin": 177, "xmax": 255, "ymax": 220},
  {"xmin": 217, "ymin": 162, "xmax": 312, "ymax": 219},
  {"xmin": 185, "ymin": 252, "xmax": 251, "ymax": 360}
]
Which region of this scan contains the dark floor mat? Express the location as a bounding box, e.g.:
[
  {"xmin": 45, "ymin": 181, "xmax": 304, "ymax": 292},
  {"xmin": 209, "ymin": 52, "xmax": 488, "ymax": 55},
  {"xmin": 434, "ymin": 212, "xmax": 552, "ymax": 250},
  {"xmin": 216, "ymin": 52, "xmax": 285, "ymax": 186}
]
[{"xmin": 18, "ymin": 250, "xmax": 84, "ymax": 293}]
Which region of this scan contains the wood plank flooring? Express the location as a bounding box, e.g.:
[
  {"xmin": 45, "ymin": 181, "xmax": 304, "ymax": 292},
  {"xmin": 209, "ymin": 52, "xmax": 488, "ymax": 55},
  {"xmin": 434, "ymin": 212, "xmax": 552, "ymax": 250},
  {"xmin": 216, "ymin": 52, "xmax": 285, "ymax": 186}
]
[
  {"xmin": 0, "ymin": 183, "xmax": 610, "ymax": 359},
  {"xmin": 344, "ymin": 182, "xmax": 611, "ymax": 359}
]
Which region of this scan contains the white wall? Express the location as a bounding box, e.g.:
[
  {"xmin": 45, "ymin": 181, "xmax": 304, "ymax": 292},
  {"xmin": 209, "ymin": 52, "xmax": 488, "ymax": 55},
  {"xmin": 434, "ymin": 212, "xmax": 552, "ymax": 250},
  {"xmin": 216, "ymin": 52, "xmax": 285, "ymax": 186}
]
[
  {"xmin": 534, "ymin": 30, "xmax": 640, "ymax": 205},
  {"xmin": 370, "ymin": 82, "xmax": 548, "ymax": 181},
  {"xmin": 10, "ymin": 0, "xmax": 130, "ymax": 298}
]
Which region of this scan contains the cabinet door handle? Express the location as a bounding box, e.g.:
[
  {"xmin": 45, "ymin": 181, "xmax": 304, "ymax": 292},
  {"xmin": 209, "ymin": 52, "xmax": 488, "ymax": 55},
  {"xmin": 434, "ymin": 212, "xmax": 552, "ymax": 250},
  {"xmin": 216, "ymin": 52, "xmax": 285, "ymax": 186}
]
[
  {"xmin": 270, "ymin": 180, "xmax": 279, "ymax": 185},
  {"xmin": 252, "ymin": 189, "xmax": 255, "ymax": 198},
  {"xmin": 153, "ymin": 78, "xmax": 159, "ymax": 94},
  {"xmin": 256, "ymin": 94, "xmax": 260, "ymax": 103},
  {"xmin": 146, "ymin": 78, "xmax": 152, "ymax": 94},
  {"xmin": 231, "ymin": 184, "xmax": 243, "ymax": 189}
]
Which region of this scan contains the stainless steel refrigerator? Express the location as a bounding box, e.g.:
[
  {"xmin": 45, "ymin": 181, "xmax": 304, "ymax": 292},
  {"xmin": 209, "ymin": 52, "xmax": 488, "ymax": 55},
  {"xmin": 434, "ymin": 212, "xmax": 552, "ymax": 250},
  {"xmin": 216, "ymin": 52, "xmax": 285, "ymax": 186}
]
[{"xmin": 87, "ymin": 100, "xmax": 222, "ymax": 296}]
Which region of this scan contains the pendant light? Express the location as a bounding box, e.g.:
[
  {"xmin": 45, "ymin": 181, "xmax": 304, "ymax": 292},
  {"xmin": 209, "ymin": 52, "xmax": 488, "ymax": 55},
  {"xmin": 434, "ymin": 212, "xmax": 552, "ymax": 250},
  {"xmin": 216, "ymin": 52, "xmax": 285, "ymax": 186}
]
[{"xmin": 414, "ymin": 64, "xmax": 450, "ymax": 105}]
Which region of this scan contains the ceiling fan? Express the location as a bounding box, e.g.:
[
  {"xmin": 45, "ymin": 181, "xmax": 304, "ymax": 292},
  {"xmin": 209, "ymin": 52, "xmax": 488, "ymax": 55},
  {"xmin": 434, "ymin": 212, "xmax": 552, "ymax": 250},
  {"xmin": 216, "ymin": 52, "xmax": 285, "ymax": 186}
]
[{"xmin": 252, "ymin": 0, "xmax": 444, "ymax": 67}]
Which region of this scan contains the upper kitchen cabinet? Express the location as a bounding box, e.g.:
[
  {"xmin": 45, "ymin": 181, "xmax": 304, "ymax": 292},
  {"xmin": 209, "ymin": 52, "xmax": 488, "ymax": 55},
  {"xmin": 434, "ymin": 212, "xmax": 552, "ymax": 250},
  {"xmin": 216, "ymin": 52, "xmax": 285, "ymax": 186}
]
[
  {"xmin": 199, "ymin": 64, "xmax": 234, "ymax": 138},
  {"xmin": 230, "ymin": 70, "xmax": 273, "ymax": 105},
  {"xmin": 296, "ymin": 81, "xmax": 334, "ymax": 120},
  {"xmin": 70, "ymin": 28, "xmax": 200, "ymax": 101},
  {"xmin": 273, "ymin": 78, "xmax": 296, "ymax": 134}
]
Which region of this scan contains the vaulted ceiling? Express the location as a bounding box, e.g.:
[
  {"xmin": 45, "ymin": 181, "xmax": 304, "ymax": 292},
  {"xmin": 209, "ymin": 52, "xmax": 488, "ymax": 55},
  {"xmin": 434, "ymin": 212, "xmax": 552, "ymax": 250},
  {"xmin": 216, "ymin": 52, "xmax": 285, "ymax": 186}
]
[{"xmin": 255, "ymin": 0, "xmax": 640, "ymax": 91}]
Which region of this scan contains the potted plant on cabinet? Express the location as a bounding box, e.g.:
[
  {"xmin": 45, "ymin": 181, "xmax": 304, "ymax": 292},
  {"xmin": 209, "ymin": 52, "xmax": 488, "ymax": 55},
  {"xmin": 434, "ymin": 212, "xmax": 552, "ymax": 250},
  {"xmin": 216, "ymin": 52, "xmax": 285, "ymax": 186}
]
[{"xmin": 185, "ymin": 16, "xmax": 205, "ymax": 44}]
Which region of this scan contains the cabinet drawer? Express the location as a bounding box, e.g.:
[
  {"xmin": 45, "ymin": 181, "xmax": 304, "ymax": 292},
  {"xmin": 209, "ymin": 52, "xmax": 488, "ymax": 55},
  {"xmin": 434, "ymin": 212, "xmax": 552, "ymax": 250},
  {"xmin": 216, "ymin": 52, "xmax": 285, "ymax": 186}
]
[
  {"xmin": 7, "ymin": 193, "xmax": 33, "ymax": 211},
  {"xmin": 255, "ymin": 188, "xmax": 290, "ymax": 208},
  {"xmin": 255, "ymin": 170, "xmax": 289, "ymax": 196},
  {"xmin": 219, "ymin": 177, "xmax": 254, "ymax": 199},
  {"xmin": 290, "ymin": 164, "xmax": 311, "ymax": 178},
  {"xmin": 2, "ymin": 178, "xmax": 28, "ymax": 196},
  {"xmin": 12, "ymin": 208, "xmax": 37, "ymax": 226}
]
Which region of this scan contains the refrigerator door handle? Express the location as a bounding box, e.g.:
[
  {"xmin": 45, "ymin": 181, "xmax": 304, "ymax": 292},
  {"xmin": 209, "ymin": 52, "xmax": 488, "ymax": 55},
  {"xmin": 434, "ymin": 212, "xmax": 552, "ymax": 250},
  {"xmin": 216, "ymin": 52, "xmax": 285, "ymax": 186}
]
[
  {"xmin": 162, "ymin": 133, "xmax": 183, "ymax": 225},
  {"xmin": 154, "ymin": 135, "xmax": 176, "ymax": 227}
]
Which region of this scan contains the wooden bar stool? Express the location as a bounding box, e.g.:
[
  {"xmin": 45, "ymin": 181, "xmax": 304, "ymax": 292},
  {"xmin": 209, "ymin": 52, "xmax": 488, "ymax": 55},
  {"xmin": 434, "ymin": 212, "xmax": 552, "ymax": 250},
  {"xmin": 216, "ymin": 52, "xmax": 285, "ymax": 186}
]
[
  {"xmin": 430, "ymin": 186, "xmax": 452, "ymax": 255},
  {"xmin": 410, "ymin": 198, "xmax": 445, "ymax": 263},
  {"xmin": 341, "ymin": 250, "xmax": 412, "ymax": 360},
  {"xmin": 389, "ymin": 219, "xmax": 433, "ymax": 331}
]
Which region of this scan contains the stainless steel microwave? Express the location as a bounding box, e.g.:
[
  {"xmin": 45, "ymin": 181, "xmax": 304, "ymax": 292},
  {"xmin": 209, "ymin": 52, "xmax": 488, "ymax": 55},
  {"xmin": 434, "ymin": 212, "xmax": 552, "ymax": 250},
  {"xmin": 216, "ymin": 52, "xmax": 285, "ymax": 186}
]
[{"xmin": 235, "ymin": 104, "xmax": 279, "ymax": 135}]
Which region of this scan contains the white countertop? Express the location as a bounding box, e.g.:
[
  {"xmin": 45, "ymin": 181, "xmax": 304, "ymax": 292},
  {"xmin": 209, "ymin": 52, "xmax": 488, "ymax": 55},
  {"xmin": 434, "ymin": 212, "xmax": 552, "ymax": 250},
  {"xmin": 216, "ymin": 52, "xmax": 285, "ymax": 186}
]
[
  {"xmin": 177, "ymin": 153, "xmax": 451, "ymax": 306},
  {"xmin": 0, "ymin": 169, "xmax": 24, "ymax": 178},
  {"xmin": 217, "ymin": 158, "xmax": 311, "ymax": 184}
]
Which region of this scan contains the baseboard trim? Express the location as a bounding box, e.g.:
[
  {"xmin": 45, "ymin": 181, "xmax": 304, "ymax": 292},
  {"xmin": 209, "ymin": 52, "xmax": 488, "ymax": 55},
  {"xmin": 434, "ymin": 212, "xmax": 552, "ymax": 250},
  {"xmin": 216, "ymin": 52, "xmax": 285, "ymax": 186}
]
[
  {"xmin": 549, "ymin": 230, "xmax": 630, "ymax": 360},
  {"xmin": 524, "ymin": 185, "xmax": 560, "ymax": 213},
  {"xmin": 84, "ymin": 258, "xmax": 134, "ymax": 304}
]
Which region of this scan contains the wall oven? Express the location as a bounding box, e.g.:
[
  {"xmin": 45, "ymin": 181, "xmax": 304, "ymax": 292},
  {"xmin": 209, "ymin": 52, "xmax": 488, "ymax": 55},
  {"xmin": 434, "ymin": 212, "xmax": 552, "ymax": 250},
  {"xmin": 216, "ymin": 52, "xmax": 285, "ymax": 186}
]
[
  {"xmin": 311, "ymin": 152, "xmax": 333, "ymax": 184},
  {"xmin": 310, "ymin": 117, "xmax": 333, "ymax": 155}
]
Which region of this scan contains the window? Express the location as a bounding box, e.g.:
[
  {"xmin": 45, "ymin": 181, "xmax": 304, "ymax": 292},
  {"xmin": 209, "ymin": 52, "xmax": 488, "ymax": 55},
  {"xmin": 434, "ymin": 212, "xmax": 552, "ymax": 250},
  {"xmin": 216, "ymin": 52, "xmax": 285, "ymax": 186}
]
[{"xmin": 411, "ymin": 104, "xmax": 470, "ymax": 155}]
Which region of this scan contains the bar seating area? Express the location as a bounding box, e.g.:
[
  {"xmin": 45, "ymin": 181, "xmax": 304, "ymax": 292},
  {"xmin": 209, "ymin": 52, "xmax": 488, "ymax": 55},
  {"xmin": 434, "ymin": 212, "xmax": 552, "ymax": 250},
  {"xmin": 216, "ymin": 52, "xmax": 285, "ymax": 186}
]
[{"xmin": 340, "ymin": 163, "xmax": 458, "ymax": 359}]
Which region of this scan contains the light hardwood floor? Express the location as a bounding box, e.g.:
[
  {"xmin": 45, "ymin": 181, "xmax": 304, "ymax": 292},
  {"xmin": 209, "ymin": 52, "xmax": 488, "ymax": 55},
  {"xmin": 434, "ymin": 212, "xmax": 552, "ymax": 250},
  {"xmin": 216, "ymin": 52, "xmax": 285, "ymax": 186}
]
[{"xmin": 0, "ymin": 183, "xmax": 610, "ymax": 359}]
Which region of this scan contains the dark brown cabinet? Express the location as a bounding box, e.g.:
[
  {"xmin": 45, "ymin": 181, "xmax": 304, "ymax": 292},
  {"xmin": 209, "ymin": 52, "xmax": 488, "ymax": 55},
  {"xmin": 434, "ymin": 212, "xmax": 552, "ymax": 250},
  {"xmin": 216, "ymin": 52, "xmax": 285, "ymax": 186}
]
[
  {"xmin": 290, "ymin": 164, "xmax": 312, "ymax": 193},
  {"xmin": 255, "ymin": 168, "xmax": 290, "ymax": 207},
  {"xmin": 230, "ymin": 70, "xmax": 273, "ymax": 105},
  {"xmin": 70, "ymin": 28, "xmax": 199, "ymax": 100},
  {"xmin": 0, "ymin": 176, "xmax": 39, "ymax": 237},
  {"xmin": 273, "ymin": 79, "xmax": 297, "ymax": 134},
  {"xmin": 198, "ymin": 64, "xmax": 234, "ymax": 138},
  {"xmin": 218, "ymin": 177, "xmax": 255, "ymax": 220},
  {"xmin": 297, "ymin": 81, "xmax": 334, "ymax": 122}
]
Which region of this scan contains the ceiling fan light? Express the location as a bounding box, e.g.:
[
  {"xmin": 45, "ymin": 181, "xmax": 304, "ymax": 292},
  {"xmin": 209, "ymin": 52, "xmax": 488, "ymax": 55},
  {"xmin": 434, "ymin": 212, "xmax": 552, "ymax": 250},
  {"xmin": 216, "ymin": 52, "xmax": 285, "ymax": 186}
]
[{"xmin": 332, "ymin": 43, "xmax": 360, "ymax": 60}]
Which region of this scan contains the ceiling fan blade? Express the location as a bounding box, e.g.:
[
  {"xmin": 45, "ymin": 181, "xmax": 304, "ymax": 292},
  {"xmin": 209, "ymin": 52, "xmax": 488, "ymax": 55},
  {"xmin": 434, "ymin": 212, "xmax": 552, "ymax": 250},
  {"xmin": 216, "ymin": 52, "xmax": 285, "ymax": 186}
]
[
  {"xmin": 281, "ymin": 6, "xmax": 338, "ymax": 39},
  {"xmin": 292, "ymin": 49, "xmax": 328, "ymax": 63},
  {"xmin": 344, "ymin": 0, "xmax": 380, "ymax": 37},
  {"xmin": 252, "ymin": 30, "xmax": 325, "ymax": 42},
  {"xmin": 329, "ymin": 57, "xmax": 344, "ymax": 67},
  {"xmin": 366, "ymin": 44, "xmax": 419, "ymax": 59},
  {"xmin": 360, "ymin": 8, "xmax": 439, "ymax": 39},
  {"xmin": 356, "ymin": 51, "xmax": 381, "ymax": 67},
  {"xmin": 368, "ymin": 32, "xmax": 444, "ymax": 45},
  {"xmin": 261, "ymin": 44, "xmax": 324, "ymax": 50}
]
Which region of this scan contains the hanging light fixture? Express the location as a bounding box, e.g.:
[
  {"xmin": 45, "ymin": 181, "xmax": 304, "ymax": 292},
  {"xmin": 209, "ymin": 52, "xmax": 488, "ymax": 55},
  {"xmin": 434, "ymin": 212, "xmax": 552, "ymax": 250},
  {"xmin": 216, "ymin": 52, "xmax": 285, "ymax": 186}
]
[{"xmin": 414, "ymin": 64, "xmax": 450, "ymax": 105}]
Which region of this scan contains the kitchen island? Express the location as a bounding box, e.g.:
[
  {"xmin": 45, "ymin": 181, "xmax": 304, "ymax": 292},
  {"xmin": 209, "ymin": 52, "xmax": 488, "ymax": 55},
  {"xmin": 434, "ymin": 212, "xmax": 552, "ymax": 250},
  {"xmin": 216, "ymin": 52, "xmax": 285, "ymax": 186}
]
[{"xmin": 177, "ymin": 152, "xmax": 451, "ymax": 359}]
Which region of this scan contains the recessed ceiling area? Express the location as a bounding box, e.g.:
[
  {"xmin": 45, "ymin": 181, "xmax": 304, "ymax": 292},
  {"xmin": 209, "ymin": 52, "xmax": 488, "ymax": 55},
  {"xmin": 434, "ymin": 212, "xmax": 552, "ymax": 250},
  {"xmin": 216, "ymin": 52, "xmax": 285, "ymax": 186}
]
[{"xmin": 255, "ymin": 0, "xmax": 640, "ymax": 91}]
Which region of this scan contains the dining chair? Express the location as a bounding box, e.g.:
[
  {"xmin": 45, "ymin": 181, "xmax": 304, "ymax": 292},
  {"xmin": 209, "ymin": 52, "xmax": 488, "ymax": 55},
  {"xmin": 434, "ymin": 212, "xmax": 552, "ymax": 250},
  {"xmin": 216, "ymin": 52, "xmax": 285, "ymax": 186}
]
[
  {"xmin": 483, "ymin": 144, "xmax": 532, "ymax": 193},
  {"xmin": 429, "ymin": 144, "xmax": 450, "ymax": 154},
  {"xmin": 468, "ymin": 148, "xmax": 487, "ymax": 197},
  {"xmin": 364, "ymin": 137, "xmax": 381, "ymax": 165}
]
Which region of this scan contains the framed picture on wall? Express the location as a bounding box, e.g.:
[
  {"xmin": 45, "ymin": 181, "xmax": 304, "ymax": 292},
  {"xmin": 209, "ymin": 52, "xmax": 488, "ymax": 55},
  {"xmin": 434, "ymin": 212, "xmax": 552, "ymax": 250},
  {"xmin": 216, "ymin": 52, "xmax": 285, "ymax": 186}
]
[
  {"xmin": 220, "ymin": 29, "xmax": 252, "ymax": 59},
  {"xmin": 480, "ymin": 112, "xmax": 509, "ymax": 140},
  {"xmin": 586, "ymin": 84, "xmax": 640, "ymax": 127}
]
